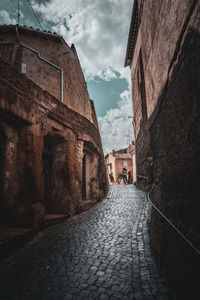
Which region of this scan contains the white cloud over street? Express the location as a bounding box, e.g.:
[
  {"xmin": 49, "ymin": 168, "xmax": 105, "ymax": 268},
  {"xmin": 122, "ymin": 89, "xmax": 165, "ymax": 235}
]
[
  {"xmin": 0, "ymin": 10, "xmax": 16, "ymax": 24},
  {"xmin": 32, "ymin": 0, "xmax": 134, "ymax": 153},
  {"xmin": 98, "ymin": 89, "xmax": 134, "ymax": 154},
  {"xmin": 33, "ymin": 0, "xmax": 133, "ymax": 81}
]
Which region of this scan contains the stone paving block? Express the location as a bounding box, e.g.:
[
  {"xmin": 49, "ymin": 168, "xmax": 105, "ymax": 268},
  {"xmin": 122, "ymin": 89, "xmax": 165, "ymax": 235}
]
[
  {"xmin": 99, "ymin": 293, "xmax": 110, "ymax": 300},
  {"xmin": 143, "ymin": 296, "xmax": 155, "ymax": 300},
  {"xmin": 112, "ymin": 291, "xmax": 124, "ymax": 299},
  {"xmin": 134, "ymin": 293, "xmax": 144, "ymax": 300},
  {"xmin": 63, "ymin": 293, "xmax": 73, "ymax": 300},
  {"xmin": 78, "ymin": 290, "xmax": 90, "ymax": 297},
  {"xmin": 0, "ymin": 186, "xmax": 169, "ymax": 300}
]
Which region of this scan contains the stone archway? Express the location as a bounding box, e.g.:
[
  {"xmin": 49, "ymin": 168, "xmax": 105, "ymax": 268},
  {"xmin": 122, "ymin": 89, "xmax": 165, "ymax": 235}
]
[
  {"xmin": 43, "ymin": 133, "xmax": 71, "ymax": 215},
  {"xmin": 82, "ymin": 141, "xmax": 102, "ymax": 202}
]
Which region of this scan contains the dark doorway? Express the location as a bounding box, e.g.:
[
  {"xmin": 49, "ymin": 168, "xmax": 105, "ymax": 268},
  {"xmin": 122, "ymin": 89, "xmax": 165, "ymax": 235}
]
[
  {"xmin": 82, "ymin": 154, "xmax": 86, "ymax": 200},
  {"xmin": 0, "ymin": 128, "xmax": 6, "ymax": 224},
  {"xmin": 43, "ymin": 133, "xmax": 70, "ymax": 213}
]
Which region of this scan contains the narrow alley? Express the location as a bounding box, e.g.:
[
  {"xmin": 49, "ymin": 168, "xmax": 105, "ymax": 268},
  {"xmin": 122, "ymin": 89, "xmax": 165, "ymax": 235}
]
[{"xmin": 0, "ymin": 185, "xmax": 168, "ymax": 300}]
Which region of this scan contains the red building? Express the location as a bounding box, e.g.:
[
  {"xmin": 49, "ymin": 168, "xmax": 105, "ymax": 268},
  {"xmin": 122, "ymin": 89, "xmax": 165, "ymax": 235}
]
[{"xmin": 0, "ymin": 25, "xmax": 108, "ymax": 229}]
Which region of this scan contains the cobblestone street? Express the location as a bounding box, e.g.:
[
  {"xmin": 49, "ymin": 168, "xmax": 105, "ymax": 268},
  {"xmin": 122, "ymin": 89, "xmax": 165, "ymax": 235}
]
[{"xmin": 0, "ymin": 185, "xmax": 169, "ymax": 300}]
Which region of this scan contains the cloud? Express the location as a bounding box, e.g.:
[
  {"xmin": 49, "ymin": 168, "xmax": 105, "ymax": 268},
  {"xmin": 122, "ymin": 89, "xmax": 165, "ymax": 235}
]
[
  {"xmin": 0, "ymin": 1, "xmax": 134, "ymax": 154},
  {"xmin": 98, "ymin": 89, "xmax": 134, "ymax": 154},
  {"xmin": 96, "ymin": 67, "xmax": 118, "ymax": 82},
  {"xmin": 0, "ymin": 10, "xmax": 16, "ymax": 24},
  {"xmin": 32, "ymin": 0, "xmax": 133, "ymax": 82}
]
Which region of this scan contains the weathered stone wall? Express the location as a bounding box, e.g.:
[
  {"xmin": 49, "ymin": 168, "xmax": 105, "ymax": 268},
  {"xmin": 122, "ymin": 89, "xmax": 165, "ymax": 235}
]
[
  {"xmin": 90, "ymin": 100, "xmax": 99, "ymax": 129},
  {"xmin": 0, "ymin": 25, "xmax": 92, "ymax": 121},
  {"xmin": 127, "ymin": 143, "xmax": 137, "ymax": 183},
  {"xmin": 130, "ymin": 0, "xmax": 199, "ymax": 189},
  {"xmin": 131, "ymin": 0, "xmax": 196, "ymax": 118},
  {"xmin": 127, "ymin": 0, "xmax": 200, "ymax": 298},
  {"xmin": 148, "ymin": 19, "xmax": 200, "ymax": 299},
  {"xmin": 131, "ymin": 47, "xmax": 152, "ymax": 189},
  {"xmin": 0, "ymin": 58, "xmax": 108, "ymax": 229}
]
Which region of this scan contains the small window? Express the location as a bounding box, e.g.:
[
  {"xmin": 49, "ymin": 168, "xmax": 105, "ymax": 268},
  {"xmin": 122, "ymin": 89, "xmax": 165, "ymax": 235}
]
[{"xmin": 123, "ymin": 161, "xmax": 128, "ymax": 166}]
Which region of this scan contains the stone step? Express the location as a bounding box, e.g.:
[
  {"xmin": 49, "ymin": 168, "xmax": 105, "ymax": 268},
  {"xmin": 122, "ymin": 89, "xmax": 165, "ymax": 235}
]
[{"xmin": 44, "ymin": 214, "xmax": 68, "ymax": 227}]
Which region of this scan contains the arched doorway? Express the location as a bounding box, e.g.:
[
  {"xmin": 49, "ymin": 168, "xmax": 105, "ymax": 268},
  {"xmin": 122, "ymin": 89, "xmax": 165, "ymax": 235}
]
[
  {"xmin": 82, "ymin": 141, "xmax": 101, "ymax": 201},
  {"xmin": 43, "ymin": 133, "xmax": 70, "ymax": 214}
]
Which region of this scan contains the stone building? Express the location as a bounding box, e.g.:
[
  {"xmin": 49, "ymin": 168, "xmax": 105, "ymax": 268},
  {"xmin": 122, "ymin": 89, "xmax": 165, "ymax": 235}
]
[
  {"xmin": 0, "ymin": 25, "xmax": 108, "ymax": 229},
  {"xmin": 127, "ymin": 141, "xmax": 136, "ymax": 184},
  {"xmin": 105, "ymin": 148, "xmax": 133, "ymax": 184},
  {"xmin": 125, "ymin": 0, "xmax": 200, "ymax": 298}
]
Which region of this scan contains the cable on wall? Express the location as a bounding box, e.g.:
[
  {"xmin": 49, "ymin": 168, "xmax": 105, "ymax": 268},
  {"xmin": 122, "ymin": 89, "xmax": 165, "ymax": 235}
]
[{"xmin": 147, "ymin": 180, "xmax": 200, "ymax": 256}]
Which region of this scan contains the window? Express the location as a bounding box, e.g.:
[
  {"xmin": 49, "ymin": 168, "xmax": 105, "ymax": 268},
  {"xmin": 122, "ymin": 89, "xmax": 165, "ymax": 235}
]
[{"xmin": 123, "ymin": 161, "xmax": 128, "ymax": 166}]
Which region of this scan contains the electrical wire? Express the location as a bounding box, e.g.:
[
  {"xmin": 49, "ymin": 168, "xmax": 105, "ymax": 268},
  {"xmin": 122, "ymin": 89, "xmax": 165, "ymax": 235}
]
[
  {"xmin": 26, "ymin": 0, "xmax": 43, "ymax": 31},
  {"xmin": 17, "ymin": 0, "xmax": 20, "ymax": 24},
  {"xmin": 147, "ymin": 180, "xmax": 200, "ymax": 256}
]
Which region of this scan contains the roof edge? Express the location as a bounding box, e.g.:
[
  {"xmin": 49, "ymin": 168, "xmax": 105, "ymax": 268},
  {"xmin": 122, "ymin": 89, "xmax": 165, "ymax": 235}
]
[
  {"xmin": 124, "ymin": 0, "xmax": 139, "ymax": 67},
  {"xmin": 0, "ymin": 24, "xmax": 63, "ymax": 41}
]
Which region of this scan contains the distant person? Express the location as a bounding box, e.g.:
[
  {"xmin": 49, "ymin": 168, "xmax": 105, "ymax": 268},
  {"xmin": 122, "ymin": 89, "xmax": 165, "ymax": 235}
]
[
  {"xmin": 117, "ymin": 178, "xmax": 121, "ymax": 185},
  {"xmin": 109, "ymin": 172, "xmax": 114, "ymax": 183},
  {"xmin": 117, "ymin": 175, "xmax": 122, "ymax": 185},
  {"xmin": 122, "ymin": 168, "xmax": 128, "ymax": 185}
]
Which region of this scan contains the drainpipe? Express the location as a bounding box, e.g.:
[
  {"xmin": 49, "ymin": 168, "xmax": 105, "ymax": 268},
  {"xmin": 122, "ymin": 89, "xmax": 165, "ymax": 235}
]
[
  {"xmin": 132, "ymin": 118, "xmax": 138, "ymax": 185},
  {"xmin": 15, "ymin": 25, "xmax": 63, "ymax": 103}
]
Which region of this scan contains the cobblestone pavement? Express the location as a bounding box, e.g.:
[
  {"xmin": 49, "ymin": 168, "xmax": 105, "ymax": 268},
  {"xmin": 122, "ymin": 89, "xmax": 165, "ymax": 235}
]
[{"xmin": 0, "ymin": 185, "xmax": 169, "ymax": 300}]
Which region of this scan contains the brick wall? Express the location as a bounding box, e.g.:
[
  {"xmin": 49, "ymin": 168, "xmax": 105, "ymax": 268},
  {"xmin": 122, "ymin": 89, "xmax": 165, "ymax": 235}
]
[
  {"xmin": 126, "ymin": 0, "xmax": 200, "ymax": 298},
  {"xmin": 0, "ymin": 25, "xmax": 92, "ymax": 121},
  {"xmin": 148, "ymin": 21, "xmax": 200, "ymax": 298},
  {"xmin": 0, "ymin": 58, "xmax": 108, "ymax": 228}
]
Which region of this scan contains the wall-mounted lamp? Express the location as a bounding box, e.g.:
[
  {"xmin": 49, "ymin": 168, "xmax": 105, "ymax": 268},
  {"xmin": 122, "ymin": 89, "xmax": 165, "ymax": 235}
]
[{"xmin": 147, "ymin": 156, "xmax": 153, "ymax": 162}]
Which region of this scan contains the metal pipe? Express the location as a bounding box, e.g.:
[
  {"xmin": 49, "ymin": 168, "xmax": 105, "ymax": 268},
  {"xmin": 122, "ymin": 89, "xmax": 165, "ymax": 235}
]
[
  {"xmin": 136, "ymin": 175, "xmax": 148, "ymax": 179},
  {"xmin": 132, "ymin": 118, "xmax": 138, "ymax": 184},
  {"xmin": 15, "ymin": 25, "xmax": 64, "ymax": 103},
  {"xmin": 60, "ymin": 69, "xmax": 63, "ymax": 104}
]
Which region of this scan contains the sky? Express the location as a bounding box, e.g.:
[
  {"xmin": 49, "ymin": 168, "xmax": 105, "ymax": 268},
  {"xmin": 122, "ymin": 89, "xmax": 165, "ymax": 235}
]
[{"xmin": 0, "ymin": 0, "xmax": 134, "ymax": 154}]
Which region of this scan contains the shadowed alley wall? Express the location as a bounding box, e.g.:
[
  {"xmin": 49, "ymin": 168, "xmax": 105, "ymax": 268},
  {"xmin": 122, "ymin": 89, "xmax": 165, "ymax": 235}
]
[{"xmin": 125, "ymin": 0, "xmax": 200, "ymax": 298}]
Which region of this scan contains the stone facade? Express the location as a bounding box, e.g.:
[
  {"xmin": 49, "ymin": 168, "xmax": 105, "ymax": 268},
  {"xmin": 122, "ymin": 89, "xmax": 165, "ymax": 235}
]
[
  {"xmin": 125, "ymin": 0, "xmax": 200, "ymax": 298},
  {"xmin": 105, "ymin": 148, "xmax": 133, "ymax": 184},
  {"xmin": 127, "ymin": 142, "xmax": 137, "ymax": 184},
  {"xmin": 0, "ymin": 26, "xmax": 108, "ymax": 229},
  {"xmin": 0, "ymin": 25, "xmax": 92, "ymax": 121}
]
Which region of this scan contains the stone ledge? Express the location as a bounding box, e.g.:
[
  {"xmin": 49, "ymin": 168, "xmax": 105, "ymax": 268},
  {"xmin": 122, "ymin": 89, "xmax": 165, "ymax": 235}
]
[{"xmin": 44, "ymin": 214, "xmax": 68, "ymax": 227}]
